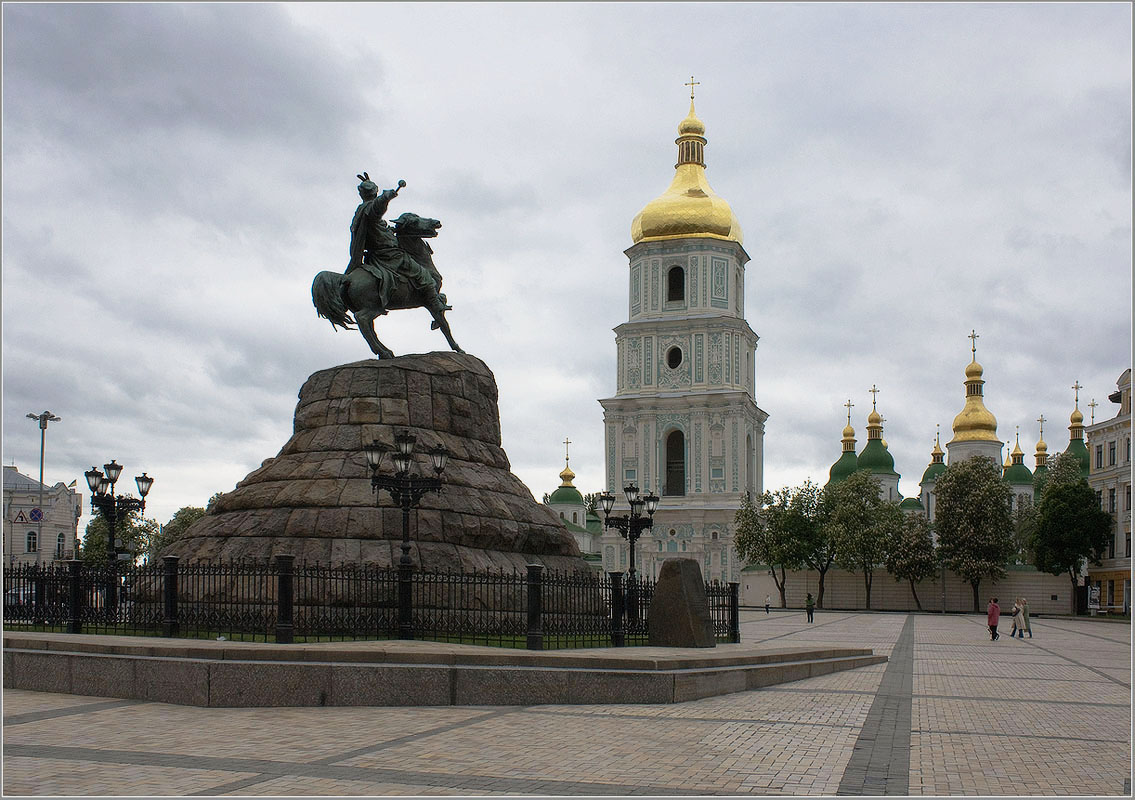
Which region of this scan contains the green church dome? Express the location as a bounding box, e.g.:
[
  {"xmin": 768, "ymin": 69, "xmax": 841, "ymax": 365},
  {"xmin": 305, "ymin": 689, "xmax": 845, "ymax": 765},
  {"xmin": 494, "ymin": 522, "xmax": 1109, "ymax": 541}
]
[
  {"xmin": 1003, "ymin": 462, "xmax": 1033, "ymax": 486},
  {"xmin": 920, "ymin": 462, "xmax": 946, "ymax": 484},
  {"xmin": 828, "ymin": 451, "xmax": 859, "ymax": 486},
  {"xmin": 547, "ymin": 485, "xmax": 584, "ymax": 505},
  {"xmin": 899, "ymin": 496, "xmax": 925, "ymax": 511},
  {"xmin": 1065, "ymin": 439, "xmax": 1090, "ymax": 478},
  {"xmin": 857, "ymin": 439, "xmax": 898, "ymax": 476}
]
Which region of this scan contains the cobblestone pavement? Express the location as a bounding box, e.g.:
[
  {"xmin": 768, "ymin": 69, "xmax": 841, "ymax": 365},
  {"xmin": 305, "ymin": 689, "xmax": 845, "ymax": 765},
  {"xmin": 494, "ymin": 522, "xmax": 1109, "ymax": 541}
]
[{"xmin": 3, "ymin": 612, "xmax": 1130, "ymax": 796}]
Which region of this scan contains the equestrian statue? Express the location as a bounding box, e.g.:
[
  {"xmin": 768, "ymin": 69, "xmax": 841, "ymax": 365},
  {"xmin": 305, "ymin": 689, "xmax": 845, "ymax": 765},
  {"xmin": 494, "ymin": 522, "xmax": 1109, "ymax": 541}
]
[{"xmin": 312, "ymin": 173, "xmax": 462, "ymax": 358}]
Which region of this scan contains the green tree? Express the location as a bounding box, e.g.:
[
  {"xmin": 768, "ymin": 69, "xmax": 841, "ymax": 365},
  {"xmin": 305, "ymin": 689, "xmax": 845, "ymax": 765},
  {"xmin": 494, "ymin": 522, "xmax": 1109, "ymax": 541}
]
[
  {"xmin": 934, "ymin": 455, "xmax": 1014, "ymax": 612},
  {"xmin": 80, "ymin": 508, "xmax": 159, "ymax": 565},
  {"xmin": 1033, "ymin": 456, "xmax": 1113, "ymax": 608},
  {"xmin": 734, "ymin": 489, "xmax": 803, "ymax": 608},
  {"xmin": 205, "ymin": 491, "xmax": 224, "ymax": 512},
  {"xmin": 779, "ymin": 480, "xmax": 837, "ymax": 608},
  {"xmin": 885, "ymin": 513, "xmax": 938, "ymax": 611},
  {"xmin": 1010, "ymin": 495, "xmax": 1038, "ymax": 565},
  {"xmin": 140, "ymin": 506, "xmax": 207, "ymax": 561},
  {"xmin": 582, "ymin": 492, "xmax": 600, "ymax": 517},
  {"xmin": 827, "ymin": 471, "xmax": 899, "ymax": 610}
]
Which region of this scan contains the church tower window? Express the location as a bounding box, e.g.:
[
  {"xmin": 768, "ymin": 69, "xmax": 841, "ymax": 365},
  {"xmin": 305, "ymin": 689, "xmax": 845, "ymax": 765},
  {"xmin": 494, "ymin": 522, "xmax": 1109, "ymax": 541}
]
[
  {"xmin": 667, "ymin": 266, "xmax": 685, "ymax": 302},
  {"xmin": 665, "ymin": 430, "xmax": 686, "ymax": 496},
  {"xmin": 666, "ymin": 347, "xmax": 683, "ymax": 369}
]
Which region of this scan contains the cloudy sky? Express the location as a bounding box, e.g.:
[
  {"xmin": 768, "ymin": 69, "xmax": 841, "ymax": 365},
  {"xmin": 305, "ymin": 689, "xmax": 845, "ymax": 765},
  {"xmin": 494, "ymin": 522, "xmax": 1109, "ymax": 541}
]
[{"xmin": 3, "ymin": 3, "xmax": 1131, "ymax": 530}]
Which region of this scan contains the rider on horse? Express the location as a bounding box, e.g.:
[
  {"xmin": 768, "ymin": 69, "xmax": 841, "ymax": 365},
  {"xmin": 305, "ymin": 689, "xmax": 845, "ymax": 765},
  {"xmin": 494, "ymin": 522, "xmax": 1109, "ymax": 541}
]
[{"xmin": 347, "ymin": 174, "xmax": 451, "ymax": 315}]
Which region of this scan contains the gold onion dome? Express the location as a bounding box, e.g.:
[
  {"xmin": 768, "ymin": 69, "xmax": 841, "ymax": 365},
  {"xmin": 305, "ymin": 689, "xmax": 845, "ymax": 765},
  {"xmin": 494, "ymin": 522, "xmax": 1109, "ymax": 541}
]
[
  {"xmin": 950, "ymin": 357, "xmax": 1000, "ymax": 443},
  {"xmin": 558, "ymin": 465, "xmax": 576, "ymax": 487},
  {"xmin": 1070, "ymin": 407, "xmax": 1084, "ymax": 426},
  {"xmin": 842, "ymin": 423, "xmax": 855, "ymax": 440},
  {"xmin": 630, "ymin": 98, "xmax": 743, "ymax": 245}
]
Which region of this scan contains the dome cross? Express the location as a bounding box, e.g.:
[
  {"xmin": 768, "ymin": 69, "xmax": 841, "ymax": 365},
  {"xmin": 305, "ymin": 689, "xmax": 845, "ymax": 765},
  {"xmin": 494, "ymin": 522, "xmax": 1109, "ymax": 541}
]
[
  {"xmin": 1088, "ymin": 399, "xmax": 1098, "ymax": 424},
  {"xmin": 968, "ymin": 329, "xmax": 979, "ymax": 359},
  {"xmin": 685, "ymin": 75, "xmax": 700, "ymax": 100},
  {"xmin": 563, "ymin": 436, "xmax": 571, "ymax": 463},
  {"xmin": 844, "ymin": 399, "xmax": 854, "ymax": 425},
  {"xmin": 1072, "ymin": 380, "xmax": 1082, "ymax": 407},
  {"xmin": 869, "ymin": 384, "xmax": 880, "ymax": 411},
  {"xmin": 1037, "ymin": 414, "xmax": 1046, "ymax": 439}
]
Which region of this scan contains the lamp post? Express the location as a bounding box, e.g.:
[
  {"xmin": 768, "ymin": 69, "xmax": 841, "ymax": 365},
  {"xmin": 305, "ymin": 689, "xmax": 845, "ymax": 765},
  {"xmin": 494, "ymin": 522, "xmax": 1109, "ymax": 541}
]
[
  {"xmin": 84, "ymin": 461, "xmax": 152, "ymax": 619},
  {"xmin": 25, "ymin": 411, "xmax": 61, "ymax": 565},
  {"xmin": 364, "ymin": 431, "xmax": 449, "ymax": 639},
  {"xmin": 599, "ymin": 484, "xmax": 660, "ymax": 622}
]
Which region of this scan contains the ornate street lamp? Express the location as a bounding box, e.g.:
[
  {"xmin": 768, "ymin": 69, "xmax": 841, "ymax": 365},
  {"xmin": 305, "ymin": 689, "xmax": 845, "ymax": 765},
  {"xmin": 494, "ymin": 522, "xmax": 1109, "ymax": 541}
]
[
  {"xmin": 599, "ymin": 484, "xmax": 660, "ymax": 621},
  {"xmin": 84, "ymin": 461, "xmax": 153, "ymax": 566},
  {"xmin": 364, "ymin": 431, "xmax": 449, "ymax": 639}
]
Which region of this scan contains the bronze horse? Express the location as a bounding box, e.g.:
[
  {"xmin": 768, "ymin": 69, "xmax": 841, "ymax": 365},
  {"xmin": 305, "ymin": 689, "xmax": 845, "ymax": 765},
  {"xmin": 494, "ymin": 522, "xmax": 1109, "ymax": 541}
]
[{"xmin": 312, "ymin": 213, "xmax": 462, "ymax": 359}]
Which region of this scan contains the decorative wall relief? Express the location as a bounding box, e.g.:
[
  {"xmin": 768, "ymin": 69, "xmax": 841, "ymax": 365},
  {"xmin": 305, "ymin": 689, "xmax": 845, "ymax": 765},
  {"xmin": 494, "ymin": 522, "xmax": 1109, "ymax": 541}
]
[
  {"xmin": 643, "ymin": 337, "xmax": 653, "ymax": 386},
  {"xmin": 711, "ymin": 258, "xmax": 728, "ymax": 308},
  {"xmin": 708, "ymin": 333, "xmax": 723, "ymax": 384},
  {"xmin": 694, "ymin": 421, "xmax": 703, "ymax": 493},
  {"xmin": 694, "ymin": 333, "xmax": 704, "ymax": 383},
  {"xmin": 631, "ymin": 265, "xmax": 641, "ymax": 316},
  {"xmin": 627, "ymin": 338, "xmax": 642, "ymax": 388}
]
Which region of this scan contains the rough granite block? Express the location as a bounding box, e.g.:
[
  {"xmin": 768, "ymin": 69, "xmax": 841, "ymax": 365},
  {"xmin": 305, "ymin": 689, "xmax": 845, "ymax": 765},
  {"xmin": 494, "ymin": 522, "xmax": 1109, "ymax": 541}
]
[
  {"xmin": 69, "ymin": 654, "xmax": 136, "ymax": 699},
  {"xmin": 135, "ymin": 658, "xmax": 210, "ymax": 706},
  {"xmin": 452, "ymin": 666, "xmax": 570, "ymax": 706},
  {"xmin": 673, "ymin": 668, "xmax": 747, "ymax": 702},
  {"xmin": 330, "ymin": 664, "xmax": 451, "ymax": 706},
  {"xmin": 6, "ymin": 651, "xmax": 71, "ymax": 694},
  {"xmin": 208, "ymin": 661, "xmax": 333, "ymax": 707}
]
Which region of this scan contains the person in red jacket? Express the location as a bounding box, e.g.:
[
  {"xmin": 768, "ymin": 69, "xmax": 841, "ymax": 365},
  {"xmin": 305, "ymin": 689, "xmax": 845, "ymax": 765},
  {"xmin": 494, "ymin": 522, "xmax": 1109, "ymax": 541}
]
[{"xmin": 987, "ymin": 597, "xmax": 1001, "ymax": 640}]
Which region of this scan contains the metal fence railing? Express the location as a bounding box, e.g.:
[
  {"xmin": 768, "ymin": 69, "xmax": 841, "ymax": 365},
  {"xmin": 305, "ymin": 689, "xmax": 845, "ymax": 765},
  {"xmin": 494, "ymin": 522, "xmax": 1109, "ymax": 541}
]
[{"xmin": 3, "ymin": 557, "xmax": 740, "ymax": 650}]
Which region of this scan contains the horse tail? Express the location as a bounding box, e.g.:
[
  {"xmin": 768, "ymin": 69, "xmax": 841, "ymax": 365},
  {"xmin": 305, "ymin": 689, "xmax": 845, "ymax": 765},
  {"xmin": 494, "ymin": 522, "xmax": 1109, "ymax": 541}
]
[{"xmin": 312, "ymin": 271, "xmax": 356, "ymax": 330}]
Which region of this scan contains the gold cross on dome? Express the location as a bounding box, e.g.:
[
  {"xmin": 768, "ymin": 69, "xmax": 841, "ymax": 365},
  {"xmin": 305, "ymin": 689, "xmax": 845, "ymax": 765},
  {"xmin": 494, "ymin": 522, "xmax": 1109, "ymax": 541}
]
[
  {"xmin": 844, "ymin": 399, "xmax": 854, "ymax": 425},
  {"xmin": 685, "ymin": 76, "xmax": 700, "ymax": 100},
  {"xmin": 1088, "ymin": 399, "xmax": 1098, "ymax": 423},
  {"xmin": 1072, "ymin": 381, "xmax": 1083, "ymax": 406},
  {"xmin": 869, "ymin": 384, "xmax": 880, "ymax": 410},
  {"xmin": 968, "ymin": 329, "xmax": 979, "ymax": 357},
  {"xmin": 563, "ymin": 437, "xmax": 571, "ymax": 462},
  {"xmin": 1037, "ymin": 414, "xmax": 1046, "ymax": 439}
]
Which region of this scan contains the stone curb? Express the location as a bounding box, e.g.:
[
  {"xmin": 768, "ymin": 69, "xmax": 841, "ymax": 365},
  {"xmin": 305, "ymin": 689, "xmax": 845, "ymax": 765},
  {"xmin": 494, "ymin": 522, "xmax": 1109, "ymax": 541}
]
[{"xmin": 3, "ymin": 633, "xmax": 885, "ymax": 707}]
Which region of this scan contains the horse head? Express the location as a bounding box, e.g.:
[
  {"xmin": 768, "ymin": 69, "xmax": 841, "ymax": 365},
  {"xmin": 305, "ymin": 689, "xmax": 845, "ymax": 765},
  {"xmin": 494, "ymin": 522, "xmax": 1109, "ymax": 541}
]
[{"xmin": 392, "ymin": 212, "xmax": 442, "ymax": 239}]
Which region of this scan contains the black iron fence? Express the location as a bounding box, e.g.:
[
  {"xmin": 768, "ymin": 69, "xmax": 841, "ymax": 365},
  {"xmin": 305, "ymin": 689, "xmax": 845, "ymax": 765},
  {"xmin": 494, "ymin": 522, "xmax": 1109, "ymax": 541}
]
[{"xmin": 3, "ymin": 558, "xmax": 740, "ymax": 650}]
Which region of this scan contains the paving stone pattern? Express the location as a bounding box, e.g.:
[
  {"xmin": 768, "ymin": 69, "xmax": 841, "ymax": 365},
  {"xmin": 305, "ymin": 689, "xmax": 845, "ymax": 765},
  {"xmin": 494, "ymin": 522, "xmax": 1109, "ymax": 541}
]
[{"xmin": 4, "ymin": 612, "xmax": 1129, "ymax": 796}]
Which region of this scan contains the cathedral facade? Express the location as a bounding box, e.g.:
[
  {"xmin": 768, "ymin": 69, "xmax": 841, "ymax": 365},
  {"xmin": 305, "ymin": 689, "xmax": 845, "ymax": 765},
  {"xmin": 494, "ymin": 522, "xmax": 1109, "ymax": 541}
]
[{"xmin": 597, "ymin": 96, "xmax": 767, "ymax": 584}]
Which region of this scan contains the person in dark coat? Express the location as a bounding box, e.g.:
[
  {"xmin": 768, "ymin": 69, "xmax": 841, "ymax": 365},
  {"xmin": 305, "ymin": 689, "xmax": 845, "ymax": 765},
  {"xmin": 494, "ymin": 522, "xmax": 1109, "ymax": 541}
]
[
  {"xmin": 987, "ymin": 597, "xmax": 1001, "ymax": 640},
  {"xmin": 805, "ymin": 592, "xmax": 815, "ymax": 623}
]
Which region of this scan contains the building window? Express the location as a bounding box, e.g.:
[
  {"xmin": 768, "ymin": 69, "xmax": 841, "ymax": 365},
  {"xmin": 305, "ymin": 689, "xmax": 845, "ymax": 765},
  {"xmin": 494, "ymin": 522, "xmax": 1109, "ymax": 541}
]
[
  {"xmin": 1108, "ymin": 535, "xmax": 1116, "ymax": 560},
  {"xmin": 55, "ymin": 533, "xmax": 65, "ymax": 559},
  {"xmin": 711, "ymin": 531, "xmax": 718, "ymax": 540},
  {"xmin": 1109, "ymin": 489, "xmax": 1116, "ymax": 514},
  {"xmin": 666, "ymin": 266, "xmax": 684, "ymax": 302},
  {"xmin": 666, "ymin": 346, "xmax": 683, "ymax": 369},
  {"xmin": 1110, "ymin": 442, "xmax": 1117, "ymax": 466},
  {"xmin": 1097, "ymin": 490, "xmax": 1103, "ymax": 509},
  {"xmin": 572, "ymin": 512, "xmax": 578, "ymax": 524},
  {"xmin": 25, "ymin": 531, "xmax": 37, "ymax": 553},
  {"xmin": 1127, "ymin": 437, "xmax": 1130, "ymax": 462},
  {"xmin": 1126, "ymin": 485, "xmax": 1131, "ymax": 511},
  {"xmin": 664, "ymin": 430, "xmax": 685, "ymax": 496},
  {"xmin": 1096, "ymin": 445, "xmax": 1104, "ymax": 469},
  {"xmin": 624, "ymin": 469, "xmax": 636, "ymax": 482},
  {"xmin": 1108, "ymin": 580, "xmax": 1115, "ymax": 607},
  {"xmin": 1126, "ymin": 532, "xmax": 1131, "ymax": 558}
]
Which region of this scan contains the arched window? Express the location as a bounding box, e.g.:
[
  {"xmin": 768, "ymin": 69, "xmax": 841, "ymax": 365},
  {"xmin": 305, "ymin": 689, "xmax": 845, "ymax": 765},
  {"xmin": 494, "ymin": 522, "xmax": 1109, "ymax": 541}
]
[
  {"xmin": 746, "ymin": 434, "xmax": 754, "ymax": 494},
  {"xmin": 665, "ymin": 430, "xmax": 685, "ymax": 496},
  {"xmin": 667, "ymin": 266, "xmax": 684, "ymax": 302},
  {"xmin": 667, "ymin": 540, "xmax": 678, "ymax": 552},
  {"xmin": 26, "ymin": 531, "xmax": 37, "ymax": 553},
  {"xmin": 56, "ymin": 533, "xmax": 65, "ymax": 559},
  {"xmin": 572, "ymin": 512, "xmax": 578, "ymax": 524}
]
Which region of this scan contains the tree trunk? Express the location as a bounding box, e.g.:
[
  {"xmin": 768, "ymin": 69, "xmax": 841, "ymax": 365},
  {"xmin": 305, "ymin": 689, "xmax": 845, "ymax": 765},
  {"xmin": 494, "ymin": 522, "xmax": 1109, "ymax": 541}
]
[
  {"xmin": 816, "ymin": 567, "xmax": 828, "ymax": 609},
  {"xmin": 1069, "ymin": 570, "xmax": 1079, "ymax": 615},
  {"xmin": 909, "ymin": 578, "xmax": 923, "ymax": 611},
  {"xmin": 777, "ymin": 566, "xmax": 788, "ymax": 608},
  {"xmin": 863, "ymin": 570, "xmax": 872, "ymax": 610},
  {"xmin": 971, "ymin": 580, "xmax": 981, "ymax": 613}
]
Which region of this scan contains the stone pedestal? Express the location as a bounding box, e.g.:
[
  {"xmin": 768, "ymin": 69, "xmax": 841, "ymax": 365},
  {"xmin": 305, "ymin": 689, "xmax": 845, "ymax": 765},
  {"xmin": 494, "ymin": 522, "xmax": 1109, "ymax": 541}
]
[
  {"xmin": 162, "ymin": 353, "xmax": 586, "ymax": 573},
  {"xmin": 647, "ymin": 558, "xmax": 716, "ymax": 647}
]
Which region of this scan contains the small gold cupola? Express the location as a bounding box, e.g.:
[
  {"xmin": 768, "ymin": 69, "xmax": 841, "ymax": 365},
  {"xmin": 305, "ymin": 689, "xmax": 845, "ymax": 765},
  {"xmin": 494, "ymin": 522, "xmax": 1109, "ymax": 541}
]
[{"xmin": 1035, "ymin": 414, "xmax": 1049, "ymax": 469}]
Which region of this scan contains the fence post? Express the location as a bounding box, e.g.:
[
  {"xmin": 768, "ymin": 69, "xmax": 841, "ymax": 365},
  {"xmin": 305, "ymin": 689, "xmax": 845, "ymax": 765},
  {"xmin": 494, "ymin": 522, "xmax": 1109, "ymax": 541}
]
[
  {"xmin": 609, "ymin": 571, "xmax": 625, "ymax": 647},
  {"xmin": 275, "ymin": 554, "xmax": 294, "ymax": 644},
  {"xmin": 32, "ymin": 565, "xmax": 46, "ymax": 626},
  {"xmin": 66, "ymin": 559, "xmax": 82, "ymax": 635},
  {"xmin": 525, "ymin": 564, "xmax": 544, "ymax": 651},
  {"xmin": 397, "ymin": 561, "xmax": 414, "ymax": 640},
  {"xmin": 729, "ymin": 581, "xmax": 741, "ymax": 643},
  {"xmin": 162, "ymin": 556, "xmax": 180, "ymax": 637}
]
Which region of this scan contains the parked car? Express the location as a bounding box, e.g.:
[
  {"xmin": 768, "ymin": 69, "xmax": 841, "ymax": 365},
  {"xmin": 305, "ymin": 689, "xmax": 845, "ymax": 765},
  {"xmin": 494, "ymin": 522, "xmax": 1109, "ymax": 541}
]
[{"xmin": 5, "ymin": 587, "xmax": 34, "ymax": 610}]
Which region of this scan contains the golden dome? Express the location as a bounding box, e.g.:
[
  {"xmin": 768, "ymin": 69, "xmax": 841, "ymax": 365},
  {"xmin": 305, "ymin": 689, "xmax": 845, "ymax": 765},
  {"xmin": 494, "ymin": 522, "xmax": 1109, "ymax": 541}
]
[
  {"xmin": 678, "ymin": 100, "xmax": 705, "ymax": 136},
  {"xmin": 1036, "ymin": 438, "xmax": 1048, "ymax": 453},
  {"xmin": 558, "ymin": 465, "xmax": 576, "ymax": 487},
  {"xmin": 867, "ymin": 409, "xmax": 882, "ymax": 426},
  {"xmin": 950, "ymin": 358, "xmax": 1000, "ymax": 444},
  {"xmin": 630, "ymin": 99, "xmax": 743, "ymax": 245},
  {"xmin": 842, "ymin": 423, "xmax": 855, "ymax": 439},
  {"xmin": 1011, "ymin": 440, "xmax": 1024, "ymax": 457},
  {"xmin": 1070, "ymin": 407, "xmax": 1084, "ymax": 425}
]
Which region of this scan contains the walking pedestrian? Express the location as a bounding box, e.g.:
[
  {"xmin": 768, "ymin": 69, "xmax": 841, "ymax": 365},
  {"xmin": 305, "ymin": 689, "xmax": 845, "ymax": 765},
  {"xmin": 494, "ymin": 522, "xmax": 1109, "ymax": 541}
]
[
  {"xmin": 1008, "ymin": 597, "xmax": 1022, "ymax": 638},
  {"xmin": 1020, "ymin": 597, "xmax": 1032, "ymax": 638},
  {"xmin": 987, "ymin": 597, "xmax": 1001, "ymax": 640},
  {"xmin": 765, "ymin": 594, "xmax": 771, "ymax": 614},
  {"xmin": 805, "ymin": 592, "xmax": 815, "ymax": 623}
]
